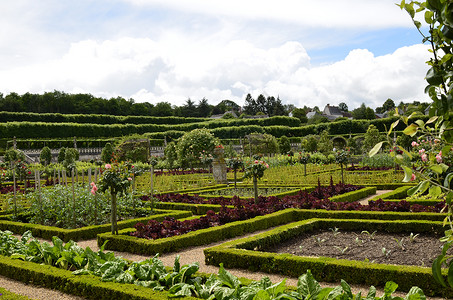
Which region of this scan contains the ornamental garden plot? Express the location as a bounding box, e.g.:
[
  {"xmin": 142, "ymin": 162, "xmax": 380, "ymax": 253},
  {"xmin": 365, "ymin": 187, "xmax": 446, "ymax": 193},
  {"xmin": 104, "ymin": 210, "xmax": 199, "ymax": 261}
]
[{"xmin": 203, "ymin": 217, "xmax": 451, "ymax": 298}]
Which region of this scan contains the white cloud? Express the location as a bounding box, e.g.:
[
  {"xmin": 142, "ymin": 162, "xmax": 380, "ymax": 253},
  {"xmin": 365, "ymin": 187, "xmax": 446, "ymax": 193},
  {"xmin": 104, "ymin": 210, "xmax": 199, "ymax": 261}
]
[
  {"xmin": 0, "ymin": 35, "xmax": 431, "ymax": 110},
  {"xmin": 125, "ymin": 0, "xmax": 412, "ymax": 29}
]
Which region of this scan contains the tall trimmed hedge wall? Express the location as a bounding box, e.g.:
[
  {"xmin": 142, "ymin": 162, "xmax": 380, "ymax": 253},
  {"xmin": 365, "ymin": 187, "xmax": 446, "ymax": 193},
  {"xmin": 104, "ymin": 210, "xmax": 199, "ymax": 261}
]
[{"xmin": 0, "ymin": 114, "xmax": 430, "ymax": 139}]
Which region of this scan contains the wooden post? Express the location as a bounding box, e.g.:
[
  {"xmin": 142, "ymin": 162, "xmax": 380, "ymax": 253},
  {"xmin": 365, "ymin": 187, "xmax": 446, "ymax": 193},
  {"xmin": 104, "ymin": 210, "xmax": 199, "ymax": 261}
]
[
  {"xmin": 72, "ymin": 169, "xmax": 76, "ymax": 228},
  {"xmin": 37, "ymin": 170, "xmax": 43, "ymax": 225},
  {"xmin": 12, "ymin": 162, "xmax": 16, "ymax": 217}
]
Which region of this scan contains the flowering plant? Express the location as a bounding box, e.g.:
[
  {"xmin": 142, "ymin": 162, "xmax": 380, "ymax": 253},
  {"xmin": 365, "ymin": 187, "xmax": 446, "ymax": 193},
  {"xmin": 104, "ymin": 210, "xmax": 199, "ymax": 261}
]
[
  {"xmin": 244, "ymin": 159, "xmax": 269, "ymax": 180},
  {"xmin": 98, "ymin": 161, "xmax": 133, "ymax": 195},
  {"xmin": 215, "ymin": 144, "xmax": 224, "ymax": 149},
  {"xmin": 97, "ymin": 159, "xmax": 134, "ymax": 234},
  {"xmin": 298, "ymin": 152, "xmax": 310, "ymax": 165}
]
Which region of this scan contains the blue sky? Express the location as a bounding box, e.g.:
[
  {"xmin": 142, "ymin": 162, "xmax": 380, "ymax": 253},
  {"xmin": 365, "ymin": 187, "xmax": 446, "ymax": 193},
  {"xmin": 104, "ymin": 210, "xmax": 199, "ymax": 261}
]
[{"xmin": 0, "ymin": 0, "xmax": 432, "ymax": 110}]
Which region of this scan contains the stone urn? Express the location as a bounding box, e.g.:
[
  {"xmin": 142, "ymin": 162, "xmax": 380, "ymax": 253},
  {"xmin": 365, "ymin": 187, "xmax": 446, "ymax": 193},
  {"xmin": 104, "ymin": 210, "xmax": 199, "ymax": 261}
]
[{"xmin": 212, "ymin": 147, "xmax": 227, "ymax": 184}]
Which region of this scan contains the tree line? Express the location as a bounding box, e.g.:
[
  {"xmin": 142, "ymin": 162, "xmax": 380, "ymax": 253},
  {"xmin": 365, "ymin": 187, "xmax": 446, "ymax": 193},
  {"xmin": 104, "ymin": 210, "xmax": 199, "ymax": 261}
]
[{"xmin": 0, "ymin": 91, "xmax": 295, "ymax": 118}]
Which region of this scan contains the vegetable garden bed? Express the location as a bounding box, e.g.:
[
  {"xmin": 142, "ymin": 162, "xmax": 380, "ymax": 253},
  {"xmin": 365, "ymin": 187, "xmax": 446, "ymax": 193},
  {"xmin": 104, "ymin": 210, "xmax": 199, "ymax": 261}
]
[{"xmin": 203, "ymin": 217, "xmax": 450, "ymax": 298}]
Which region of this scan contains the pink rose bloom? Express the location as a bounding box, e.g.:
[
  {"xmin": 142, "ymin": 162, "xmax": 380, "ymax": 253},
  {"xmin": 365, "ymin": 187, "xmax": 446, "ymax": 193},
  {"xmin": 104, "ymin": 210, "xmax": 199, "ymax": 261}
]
[
  {"xmin": 411, "ymin": 141, "xmax": 418, "ymax": 147},
  {"xmin": 265, "ymin": 163, "xmax": 269, "ymax": 168},
  {"xmin": 90, "ymin": 181, "xmax": 96, "ymax": 187},
  {"xmin": 105, "ymin": 164, "xmax": 112, "ymax": 169},
  {"xmin": 419, "ymin": 149, "xmax": 425, "ymax": 155},
  {"xmin": 436, "ymin": 153, "xmax": 442, "ymax": 163},
  {"xmin": 410, "ymin": 173, "xmax": 416, "ymax": 181},
  {"xmin": 421, "ymin": 153, "xmax": 428, "ymax": 162},
  {"xmin": 254, "ymin": 160, "xmax": 259, "ymax": 164},
  {"xmin": 90, "ymin": 189, "xmax": 96, "ymax": 195},
  {"xmin": 128, "ymin": 177, "xmax": 132, "ymax": 181}
]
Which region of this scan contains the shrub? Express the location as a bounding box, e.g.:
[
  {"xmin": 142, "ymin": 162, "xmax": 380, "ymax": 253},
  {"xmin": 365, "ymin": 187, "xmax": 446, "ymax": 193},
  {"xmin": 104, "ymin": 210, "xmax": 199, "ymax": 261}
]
[
  {"xmin": 101, "ymin": 142, "xmax": 114, "ymax": 163},
  {"xmin": 176, "ymin": 129, "xmax": 219, "ymax": 168},
  {"xmin": 39, "ymin": 146, "xmax": 52, "ymax": 166},
  {"xmin": 278, "ymin": 136, "xmax": 291, "ymax": 154}
]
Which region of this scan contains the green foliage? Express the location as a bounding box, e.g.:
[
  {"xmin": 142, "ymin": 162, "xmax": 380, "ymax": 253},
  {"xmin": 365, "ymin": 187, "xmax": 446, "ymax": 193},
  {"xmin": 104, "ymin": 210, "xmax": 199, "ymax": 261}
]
[
  {"xmin": 278, "ymin": 136, "xmax": 291, "ymax": 154},
  {"xmin": 4, "ymin": 149, "xmax": 25, "ymax": 163},
  {"xmin": 244, "ymin": 159, "xmax": 269, "ymax": 181},
  {"xmin": 317, "ymin": 130, "xmax": 333, "ymax": 155},
  {"xmin": 115, "ymin": 139, "xmax": 149, "ymax": 163},
  {"xmin": 39, "ymin": 146, "xmax": 52, "ymax": 166},
  {"xmin": 24, "ymin": 184, "xmax": 152, "ymax": 229},
  {"xmin": 361, "ymin": 153, "xmax": 395, "ymax": 168},
  {"xmin": 101, "ymin": 142, "xmax": 114, "ymax": 163},
  {"xmin": 301, "ymin": 135, "xmax": 318, "ymax": 152},
  {"xmin": 176, "ymin": 129, "xmax": 219, "ymax": 168},
  {"xmin": 57, "ymin": 147, "xmax": 66, "ymax": 163},
  {"xmin": 243, "ymin": 133, "xmax": 279, "ymax": 156},
  {"xmin": 163, "ymin": 141, "xmax": 178, "ymax": 169},
  {"xmin": 363, "ymin": 125, "xmax": 384, "ymax": 154}
]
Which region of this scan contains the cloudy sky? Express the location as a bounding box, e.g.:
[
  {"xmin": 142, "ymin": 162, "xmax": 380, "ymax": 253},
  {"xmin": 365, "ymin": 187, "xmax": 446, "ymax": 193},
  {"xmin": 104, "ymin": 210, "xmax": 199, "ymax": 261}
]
[{"xmin": 0, "ymin": 0, "xmax": 432, "ymax": 110}]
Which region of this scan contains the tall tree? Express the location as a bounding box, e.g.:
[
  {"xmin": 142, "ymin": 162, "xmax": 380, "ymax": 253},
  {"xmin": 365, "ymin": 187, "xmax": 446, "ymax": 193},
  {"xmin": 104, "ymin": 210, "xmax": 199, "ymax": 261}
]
[
  {"xmin": 382, "ymin": 98, "xmax": 396, "ymax": 112},
  {"xmin": 338, "ymin": 102, "xmax": 348, "ymax": 112},
  {"xmin": 243, "ymin": 93, "xmax": 257, "ymax": 115},
  {"xmin": 197, "ymin": 98, "xmax": 212, "ymax": 117}
]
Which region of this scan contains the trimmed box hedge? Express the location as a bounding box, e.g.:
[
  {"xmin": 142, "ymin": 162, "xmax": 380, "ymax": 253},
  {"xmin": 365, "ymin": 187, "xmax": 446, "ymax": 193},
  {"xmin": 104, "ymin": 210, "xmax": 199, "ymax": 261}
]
[
  {"xmin": 98, "ymin": 206, "xmax": 447, "ymax": 257},
  {"xmin": 203, "ymin": 218, "xmax": 450, "ymax": 298},
  {"xmin": 369, "ymin": 186, "xmax": 412, "ymax": 202},
  {"xmin": 98, "ymin": 209, "xmax": 298, "ymax": 255},
  {"xmin": 329, "ymin": 186, "xmax": 376, "ymax": 202},
  {"xmin": 0, "ymin": 255, "xmax": 197, "ymax": 300},
  {"xmin": 0, "ymin": 209, "xmax": 192, "ymax": 242}
]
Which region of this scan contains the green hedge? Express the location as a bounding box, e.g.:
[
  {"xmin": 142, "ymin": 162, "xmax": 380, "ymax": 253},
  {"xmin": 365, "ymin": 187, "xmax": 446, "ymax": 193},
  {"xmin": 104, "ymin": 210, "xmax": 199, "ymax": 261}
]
[
  {"xmin": 0, "ymin": 210, "xmax": 191, "ymax": 242},
  {"xmin": 99, "ymin": 207, "xmax": 447, "ymax": 257},
  {"xmin": 361, "ymin": 183, "xmax": 416, "ymax": 190},
  {"xmin": 98, "ymin": 209, "xmax": 299, "ymax": 255},
  {"xmin": 329, "ymin": 186, "xmax": 376, "ymax": 202},
  {"xmin": 369, "ymin": 186, "xmax": 412, "ymax": 201},
  {"xmin": 0, "ymin": 111, "xmax": 208, "ymax": 125},
  {"xmin": 0, "ymin": 287, "xmax": 33, "ymax": 300},
  {"xmin": 0, "ymin": 255, "xmax": 197, "ymax": 300},
  {"xmin": 204, "ymin": 218, "xmax": 450, "ymax": 298}
]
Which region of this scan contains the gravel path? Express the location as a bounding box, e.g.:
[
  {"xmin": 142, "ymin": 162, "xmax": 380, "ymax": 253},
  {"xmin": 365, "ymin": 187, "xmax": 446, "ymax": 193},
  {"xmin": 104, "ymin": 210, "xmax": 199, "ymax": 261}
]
[{"xmin": 3, "ymin": 190, "xmax": 447, "ymax": 300}]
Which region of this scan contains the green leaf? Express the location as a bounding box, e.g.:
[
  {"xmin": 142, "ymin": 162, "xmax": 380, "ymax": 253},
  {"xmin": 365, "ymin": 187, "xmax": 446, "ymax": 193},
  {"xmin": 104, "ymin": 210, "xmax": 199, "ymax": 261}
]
[
  {"xmin": 173, "ymin": 255, "xmax": 181, "ymax": 273},
  {"xmin": 429, "ymin": 185, "xmax": 442, "ymax": 197},
  {"xmin": 254, "ymin": 290, "xmax": 271, "ymax": 300},
  {"xmin": 407, "ymin": 180, "xmax": 430, "ymax": 196},
  {"xmin": 430, "ymin": 164, "xmax": 443, "ymax": 174},
  {"xmin": 446, "ymin": 191, "xmax": 453, "ymax": 205},
  {"xmin": 402, "ymin": 166, "xmax": 413, "ymax": 183},
  {"xmin": 365, "ymin": 286, "xmax": 376, "ymax": 300},
  {"xmin": 447, "ymin": 264, "xmax": 453, "ymax": 289},
  {"xmin": 426, "ymin": 116, "xmax": 438, "ymax": 124},
  {"xmin": 404, "ymin": 3, "xmax": 415, "ymax": 18},
  {"xmin": 404, "ymin": 286, "xmax": 426, "ymax": 300},
  {"xmin": 265, "ymin": 279, "xmax": 286, "ymax": 297},
  {"xmin": 424, "ymin": 10, "xmax": 434, "ymax": 24},
  {"xmin": 383, "ymin": 281, "xmax": 399, "ymax": 296},
  {"xmin": 368, "ymin": 141, "xmax": 384, "ymax": 157},
  {"xmin": 340, "ymin": 279, "xmax": 353, "ymax": 298},
  {"xmin": 444, "ymin": 173, "xmax": 453, "ymax": 188},
  {"xmin": 388, "ymin": 120, "xmax": 400, "ymax": 136},
  {"xmin": 397, "ymin": 146, "xmax": 412, "ymax": 159},
  {"xmin": 403, "ymin": 124, "xmax": 418, "ymax": 136},
  {"xmin": 426, "ymin": 67, "xmax": 443, "ymax": 85},
  {"xmin": 217, "ymin": 263, "xmax": 240, "ymax": 289},
  {"xmin": 297, "ymin": 270, "xmax": 321, "ymax": 299},
  {"xmin": 432, "ymin": 257, "xmax": 447, "ymax": 287},
  {"xmin": 168, "ymin": 283, "xmax": 193, "ymax": 298}
]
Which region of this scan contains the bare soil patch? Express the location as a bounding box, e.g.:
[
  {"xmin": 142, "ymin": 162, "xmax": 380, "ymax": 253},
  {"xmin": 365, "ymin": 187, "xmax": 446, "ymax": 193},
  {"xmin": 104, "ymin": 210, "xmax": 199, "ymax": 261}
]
[{"xmin": 266, "ymin": 229, "xmax": 444, "ymax": 267}]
